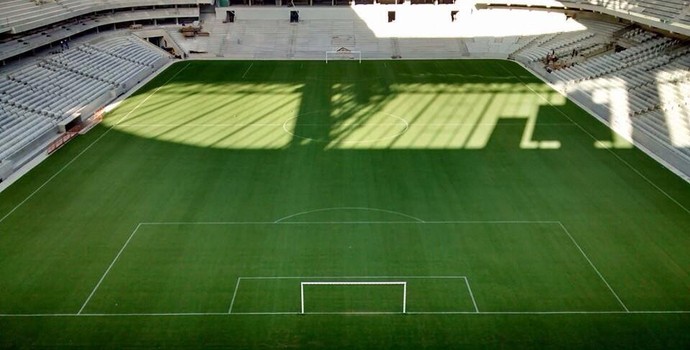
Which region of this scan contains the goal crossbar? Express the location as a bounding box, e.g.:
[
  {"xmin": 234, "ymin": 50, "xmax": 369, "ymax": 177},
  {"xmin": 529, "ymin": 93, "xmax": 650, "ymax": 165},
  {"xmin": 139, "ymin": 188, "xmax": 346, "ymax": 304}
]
[{"xmin": 300, "ymin": 281, "xmax": 407, "ymax": 314}]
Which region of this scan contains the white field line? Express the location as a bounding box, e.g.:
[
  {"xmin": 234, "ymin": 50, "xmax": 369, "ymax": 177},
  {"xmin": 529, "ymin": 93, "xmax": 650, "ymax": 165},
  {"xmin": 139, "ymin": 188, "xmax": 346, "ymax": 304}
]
[
  {"xmin": 118, "ymin": 123, "xmax": 286, "ymax": 127},
  {"xmin": 241, "ymin": 63, "xmax": 253, "ymax": 79},
  {"xmin": 251, "ymin": 276, "xmax": 471, "ymax": 314},
  {"xmin": 110, "ymin": 63, "xmax": 191, "ymax": 126},
  {"xmin": 116, "ymin": 122, "xmax": 574, "ymax": 128},
  {"xmin": 88, "ymin": 221, "xmax": 626, "ymax": 315},
  {"xmin": 302, "ymin": 281, "xmax": 406, "ymax": 285},
  {"xmin": 273, "ymin": 220, "xmax": 559, "ymax": 225},
  {"xmin": 301, "ymin": 311, "xmax": 403, "ymax": 315},
  {"xmin": 135, "ymin": 221, "xmax": 627, "ymax": 314},
  {"xmin": 245, "ymin": 221, "xmax": 425, "ymax": 225},
  {"xmin": 238, "ymin": 276, "xmax": 469, "ymax": 314},
  {"xmin": 557, "ymin": 222, "xmax": 629, "ymax": 312},
  {"xmin": 464, "ymin": 277, "xmax": 480, "ymax": 313},
  {"xmin": 28, "ymin": 220, "xmax": 633, "ymax": 317},
  {"xmin": 219, "ymin": 312, "xmax": 297, "ymax": 316},
  {"xmin": 274, "ymin": 207, "xmax": 425, "ymax": 223},
  {"xmin": 139, "ymin": 220, "xmax": 560, "ymax": 225},
  {"xmin": 239, "ymin": 276, "xmax": 467, "ymax": 279},
  {"xmin": 499, "ymin": 63, "xmax": 690, "ymax": 216},
  {"xmin": 0, "ymin": 312, "xmax": 230, "ymax": 317},
  {"xmin": 77, "ymin": 223, "xmax": 142, "ymax": 314},
  {"xmin": 267, "ymin": 123, "xmax": 407, "ymax": 126},
  {"xmin": 227, "ymin": 277, "xmax": 242, "ymax": 314},
  {"xmin": 399, "ymin": 73, "xmax": 536, "ymax": 80},
  {"xmin": 141, "ymin": 221, "xmax": 283, "ymax": 225},
  {"xmin": 0, "ymin": 63, "xmax": 191, "ymax": 226},
  {"xmin": 1, "ymin": 310, "xmax": 689, "ymax": 317}
]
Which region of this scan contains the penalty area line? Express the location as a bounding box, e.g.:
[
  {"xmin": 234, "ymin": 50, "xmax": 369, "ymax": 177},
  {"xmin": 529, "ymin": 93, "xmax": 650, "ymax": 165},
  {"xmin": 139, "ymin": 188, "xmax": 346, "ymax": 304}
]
[
  {"xmin": 464, "ymin": 277, "xmax": 480, "ymax": 313},
  {"xmin": 557, "ymin": 221, "xmax": 629, "ymax": 312},
  {"xmin": 227, "ymin": 277, "xmax": 242, "ymax": 314},
  {"xmin": 77, "ymin": 223, "xmax": 143, "ymax": 314}
]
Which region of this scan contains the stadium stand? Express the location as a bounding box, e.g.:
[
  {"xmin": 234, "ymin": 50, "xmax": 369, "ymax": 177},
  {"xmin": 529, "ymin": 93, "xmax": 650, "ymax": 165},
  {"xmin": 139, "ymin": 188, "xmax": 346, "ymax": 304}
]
[
  {"xmin": 562, "ymin": 0, "xmax": 687, "ymax": 24},
  {"xmin": 475, "ymin": 0, "xmax": 690, "ymax": 36},
  {"xmin": 1, "ymin": 1, "xmax": 689, "ymax": 182},
  {"xmin": 510, "ymin": 20, "xmax": 625, "ymax": 66},
  {"xmin": 0, "ymin": 0, "xmax": 212, "ymax": 35},
  {"xmin": 0, "ymin": 36, "xmax": 170, "ymax": 172},
  {"xmin": 198, "ymin": 7, "xmax": 580, "ymax": 59},
  {"xmin": 512, "ymin": 21, "xmax": 690, "ymax": 177},
  {"xmin": 0, "ymin": 7, "xmax": 199, "ymax": 64},
  {"xmin": 0, "ymin": 0, "xmax": 203, "ymax": 181}
]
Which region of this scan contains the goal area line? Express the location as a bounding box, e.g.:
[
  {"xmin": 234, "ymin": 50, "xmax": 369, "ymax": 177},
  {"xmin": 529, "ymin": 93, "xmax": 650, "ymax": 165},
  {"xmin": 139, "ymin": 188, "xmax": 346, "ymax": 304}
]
[{"xmin": 229, "ymin": 275, "xmax": 478, "ymax": 315}]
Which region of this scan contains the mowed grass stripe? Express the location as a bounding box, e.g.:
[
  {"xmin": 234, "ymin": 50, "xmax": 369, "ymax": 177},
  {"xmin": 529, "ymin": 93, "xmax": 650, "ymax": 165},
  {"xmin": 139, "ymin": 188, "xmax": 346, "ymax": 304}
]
[
  {"xmin": 0, "ymin": 60, "xmax": 687, "ymax": 348},
  {"xmin": 79, "ymin": 223, "xmax": 631, "ymax": 314}
]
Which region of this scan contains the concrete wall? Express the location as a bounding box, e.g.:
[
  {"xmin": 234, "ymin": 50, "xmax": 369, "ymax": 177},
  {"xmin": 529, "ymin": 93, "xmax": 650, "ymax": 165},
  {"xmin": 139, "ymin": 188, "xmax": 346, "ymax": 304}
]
[
  {"xmin": 215, "ymin": 4, "xmax": 465, "ymax": 22},
  {"xmin": 0, "ymin": 161, "xmax": 12, "ymax": 182},
  {"xmin": 134, "ymin": 29, "xmax": 186, "ymax": 57}
]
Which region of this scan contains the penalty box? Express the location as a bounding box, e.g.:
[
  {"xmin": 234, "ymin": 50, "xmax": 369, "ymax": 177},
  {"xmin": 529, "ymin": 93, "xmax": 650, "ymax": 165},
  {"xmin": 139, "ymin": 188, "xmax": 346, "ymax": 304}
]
[{"xmin": 80, "ymin": 222, "xmax": 622, "ymax": 314}]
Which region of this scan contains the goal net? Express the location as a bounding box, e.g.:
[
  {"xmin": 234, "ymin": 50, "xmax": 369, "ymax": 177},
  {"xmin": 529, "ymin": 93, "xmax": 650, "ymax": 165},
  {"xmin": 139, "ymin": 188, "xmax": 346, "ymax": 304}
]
[
  {"xmin": 325, "ymin": 47, "xmax": 362, "ymax": 63},
  {"xmin": 300, "ymin": 281, "xmax": 407, "ymax": 314}
]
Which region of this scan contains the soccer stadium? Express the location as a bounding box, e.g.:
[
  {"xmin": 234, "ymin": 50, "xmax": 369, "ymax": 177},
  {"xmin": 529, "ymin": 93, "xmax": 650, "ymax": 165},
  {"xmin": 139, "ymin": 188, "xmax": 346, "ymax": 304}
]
[{"xmin": 0, "ymin": 0, "xmax": 689, "ymax": 348}]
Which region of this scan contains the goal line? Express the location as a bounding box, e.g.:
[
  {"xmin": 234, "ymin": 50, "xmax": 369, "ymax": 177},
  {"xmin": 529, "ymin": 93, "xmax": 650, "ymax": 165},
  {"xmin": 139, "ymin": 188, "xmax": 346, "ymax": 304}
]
[{"xmin": 301, "ymin": 281, "xmax": 407, "ymax": 314}]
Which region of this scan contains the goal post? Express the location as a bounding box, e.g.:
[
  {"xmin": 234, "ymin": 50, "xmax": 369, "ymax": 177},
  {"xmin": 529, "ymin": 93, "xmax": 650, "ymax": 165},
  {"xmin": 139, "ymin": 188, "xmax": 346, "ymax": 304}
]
[
  {"xmin": 300, "ymin": 281, "xmax": 407, "ymax": 314},
  {"xmin": 325, "ymin": 49, "xmax": 362, "ymax": 63}
]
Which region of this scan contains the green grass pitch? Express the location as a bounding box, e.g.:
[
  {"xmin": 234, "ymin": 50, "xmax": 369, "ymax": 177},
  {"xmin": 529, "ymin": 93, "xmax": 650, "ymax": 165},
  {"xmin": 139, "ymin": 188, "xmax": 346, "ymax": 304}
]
[{"xmin": 0, "ymin": 59, "xmax": 689, "ymax": 348}]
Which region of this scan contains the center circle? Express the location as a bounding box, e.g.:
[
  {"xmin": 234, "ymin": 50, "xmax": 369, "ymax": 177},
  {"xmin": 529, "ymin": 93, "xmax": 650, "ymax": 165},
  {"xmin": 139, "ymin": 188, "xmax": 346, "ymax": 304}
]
[{"xmin": 282, "ymin": 110, "xmax": 409, "ymax": 144}]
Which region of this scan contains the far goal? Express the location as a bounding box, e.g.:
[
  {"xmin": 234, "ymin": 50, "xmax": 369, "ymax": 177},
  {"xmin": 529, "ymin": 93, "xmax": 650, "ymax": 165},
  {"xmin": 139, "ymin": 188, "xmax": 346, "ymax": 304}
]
[
  {"xmin": 300, "ymin": 281, "xmax": 406, "ymax": 314},
  {"xmin": 325, "ymin": 48, "xmax": 362, "ymax": 63}
]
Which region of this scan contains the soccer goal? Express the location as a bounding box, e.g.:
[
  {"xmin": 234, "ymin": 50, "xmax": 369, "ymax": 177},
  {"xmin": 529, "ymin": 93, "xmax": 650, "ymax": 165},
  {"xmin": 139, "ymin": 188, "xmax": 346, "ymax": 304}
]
[
  {"xmin": 300, "ymin": 281, "xmax": 407, "ymax": 314},
  {"xmin": 325, "ymin": 49, "xmax": 362, "ymax": 63}
]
